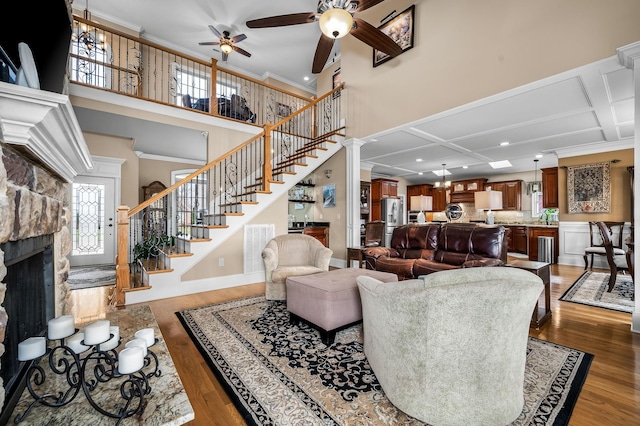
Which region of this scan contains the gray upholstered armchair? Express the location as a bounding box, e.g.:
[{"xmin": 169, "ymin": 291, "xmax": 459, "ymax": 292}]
[
  {"xmin": 262, "ymin": 234, "xmax": 333, "ymax": 300},
  {"xmin": 357, "ymin": 267, "xmax": 543, "ymax": 426}
]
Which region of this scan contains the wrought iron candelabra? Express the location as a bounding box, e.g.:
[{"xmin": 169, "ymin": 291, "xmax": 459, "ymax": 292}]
[{"xmin": 14, "ymin": 332, "xmax": 162, "ymax": 425}]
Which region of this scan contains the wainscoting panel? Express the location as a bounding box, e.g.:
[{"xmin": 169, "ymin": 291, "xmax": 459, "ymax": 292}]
[{"xmin": 558, "ymin": 221, "xmax": 630, "ymax": 268}]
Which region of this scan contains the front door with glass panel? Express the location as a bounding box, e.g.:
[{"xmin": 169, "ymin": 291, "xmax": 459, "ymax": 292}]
[{"xmin": 70, "ymin": 176, "xmax": 116, "ymax": 266}]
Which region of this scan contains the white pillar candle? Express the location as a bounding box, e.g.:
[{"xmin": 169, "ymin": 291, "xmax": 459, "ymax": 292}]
[
  {"xmin": 83, "ymin": 320, "xmax": 111, "ymax": 345},
  {"xmin": 125, "ymin": 338, "xmax": 148, "ymax": 356},
  {"xmin": 18, "ymin": 337, "xmax": 46, "ymax": 361},
  {"xmin": 99, "ymin": 326, "xmax": 120, "ymax": 351},
  {"xmin": 66, "ymin": 333, "xmax": 90, "ymax": 354},
  {"xmin": 134, "ymin": 328, "xmax": 155, "ymax": 347},
  {"xmin": 118, "ymin": 346, "xmax": 144, "ymax": 375},
  {"xmin": 48, "ymin": 315, "xmax": 75, "ymax": 340}
]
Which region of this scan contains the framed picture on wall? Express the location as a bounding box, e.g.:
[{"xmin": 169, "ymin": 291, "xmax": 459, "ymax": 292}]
[
  {"xmin": 373, "ymin": 5, "xmax": 415, "ymax": 67},
  {"xmin": 332, "ymin": 68, "xmax": 341, "ymax": 98},
  {"xmin": 323, "ymin": 184, "xmax": 336, "ymax": 208}
]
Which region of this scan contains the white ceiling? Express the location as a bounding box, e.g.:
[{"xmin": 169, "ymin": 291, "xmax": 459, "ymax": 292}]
[{"xmin": 71, "ymin": 0, "xmax": 635, "ymax": 182}]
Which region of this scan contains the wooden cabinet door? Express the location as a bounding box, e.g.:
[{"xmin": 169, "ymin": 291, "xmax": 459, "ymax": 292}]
[
  {"xmin": 541, "ymin": 167, "xmax": 559, "ymax": 208},
  {"xmin": 304, "ymin": 227, "xmax": 329, "ymax": 247},
  {"xmin": 513, "ymin": 226, "xmax": 528, "ymax": 254},
  {"xmin": 504, "ymin": 181, "xmax": 522, "ymax": 210},
  {"xmin": 431, "ymin": 188, "xmax": 447, "ymax": 212}
]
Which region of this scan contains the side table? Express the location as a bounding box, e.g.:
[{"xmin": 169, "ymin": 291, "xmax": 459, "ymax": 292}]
[
  {"xmin": 347, "ymin": 247, "xmax": 365, "ymax": 268},
  {"xmin": 507, "ymin": 260, "xmax": 551, "ymax": 329}
]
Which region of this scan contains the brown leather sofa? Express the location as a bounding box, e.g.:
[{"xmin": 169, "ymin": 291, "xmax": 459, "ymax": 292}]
[{"xmin": 363, "ymin": 223, "xmax": 507, "ymax": 280}]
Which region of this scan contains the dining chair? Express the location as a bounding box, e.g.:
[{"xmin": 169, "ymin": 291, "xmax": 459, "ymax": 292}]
[
  {"xmin": 596, "ymin": 221, "xmax": 631, "ymax": 292},
  {"xmin": 583, "ymin": 221, "xmax": 625, "ymax": 270}
]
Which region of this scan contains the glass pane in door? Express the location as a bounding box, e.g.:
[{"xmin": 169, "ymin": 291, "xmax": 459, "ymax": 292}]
[{"xmin": 72, "ymin": 182, "xmax": 105, "ymax": 255}]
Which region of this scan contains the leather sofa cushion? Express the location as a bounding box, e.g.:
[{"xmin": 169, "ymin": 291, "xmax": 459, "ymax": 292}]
[
  {"xmin": 435, "ymin": 224, "xmax": 505, "ymax": 266},
  {"xmin": 413, "ymin": 259, "xmax": 460, "ymax": 276},
  {"xmin": 390, "ymin": 224, "xmax": 439, "ymax": 250},
  {"xmin": 375, "ymin": 257, "xmax": 416, "ymax": 280}
]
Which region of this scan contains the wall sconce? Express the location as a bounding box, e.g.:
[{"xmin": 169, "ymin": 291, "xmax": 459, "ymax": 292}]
[{"xmin": 324, "ymin": 169, "xmax": 332, "ymax": 179}]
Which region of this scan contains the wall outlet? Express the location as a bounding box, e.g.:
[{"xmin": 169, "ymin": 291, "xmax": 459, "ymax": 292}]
[
  {"xmin": 337, "ymin": 213, "xmax": 341, "ymax": 220},
  {"xmin": 218, "ymin": 258, "xmax": 224, "ymax": 267}
]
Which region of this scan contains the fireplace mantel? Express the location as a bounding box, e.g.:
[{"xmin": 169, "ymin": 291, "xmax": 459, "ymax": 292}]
[{"xmin": 0, "ymin": 82, "xmax": 92, "ymax": 182}]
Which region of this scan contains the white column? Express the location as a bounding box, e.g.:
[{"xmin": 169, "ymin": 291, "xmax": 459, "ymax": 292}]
[
  {"xmin": 617, "ymin": 41, "xmax": 640, "ymax": 333},
  {"xmin": 343, "ymin": 138, "xmax": 365, "ymax": 249}
]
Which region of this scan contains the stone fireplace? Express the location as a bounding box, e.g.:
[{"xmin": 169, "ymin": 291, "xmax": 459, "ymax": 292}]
[{"xmin": 0, "ymin": 82, "xmax": 91, "ymax": 418}]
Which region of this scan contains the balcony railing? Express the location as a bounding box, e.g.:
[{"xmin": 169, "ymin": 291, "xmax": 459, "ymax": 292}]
[{"xmin": 70, "ymin": 15, "xmax": 313, "ymax": 126}]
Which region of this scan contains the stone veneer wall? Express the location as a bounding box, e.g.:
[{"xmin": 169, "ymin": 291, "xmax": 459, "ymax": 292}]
[{"xmin": 0, "ymin": 143, "xmax": 73, "ymax": 410}]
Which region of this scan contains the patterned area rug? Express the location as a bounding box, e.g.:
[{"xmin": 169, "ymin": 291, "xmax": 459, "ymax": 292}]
[
  {"xmin": 177, "ymin": 296, "xmax": 593, "ymax": 426},
  {"xmin": 67, "ymin": 264, "xmax": 116, "ymax": 290},
  {"xmin": 560, "ymin": 271, "xmax": 634, "ymax": 313}
]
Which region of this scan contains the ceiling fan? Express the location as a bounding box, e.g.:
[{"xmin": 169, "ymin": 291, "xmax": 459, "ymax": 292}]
[
  {"xmin": 199, "ymin": 24, "xmax": 251, "ymax": 62},
  {"xmin": 246, "ymin": 0, "xmax": 402, "ymax": 74}
]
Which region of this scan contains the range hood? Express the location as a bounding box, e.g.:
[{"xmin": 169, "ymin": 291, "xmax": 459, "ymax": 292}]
[{"xmin": 0, "ymin": 82, "xmax": 92, "ymax": 182}]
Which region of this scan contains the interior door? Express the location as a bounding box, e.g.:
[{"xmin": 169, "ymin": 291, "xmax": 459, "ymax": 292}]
[{"xmin": 69, "ymin": 176, "xmax": 116, "ymax": 266}]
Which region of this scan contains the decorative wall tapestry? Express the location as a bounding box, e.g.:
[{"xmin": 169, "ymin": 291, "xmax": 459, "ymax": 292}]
[{"xmin": 567, "ymin": 162, "xmax": 610, "ymax": 213}]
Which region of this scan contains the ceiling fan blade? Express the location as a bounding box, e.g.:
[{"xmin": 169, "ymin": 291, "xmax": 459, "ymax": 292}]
[
  {"xmin": 199, "ymin": 41, "xmax": 220, "ymax": 46},
  {"xmin": 351, "ymin": 0, "xmax": 385, "ymax": 12},
  {"xmin": 208, "ymin": 25, "xmax": 223, "ymax": 38},
  {"xmin": 231, "ymin": 34, "xmax": 247, "ymax": 43},
  {"xmin": 351, "ymin": 17, "xmax": 402, "ymax": 57},
  {"xmin": 312, "ymin": 34, "xmax": 335, "ymax": 74},
  {"xmin": 232, "ymin": 45, "xmax": 252, "ymax": 57},
  {"xmin": 246, "ymin": 12, "xmax": 316, "ymax": 28},
  {"xmin": 222, "ymin": 51, "xmax": 229, "ymax": 62}
]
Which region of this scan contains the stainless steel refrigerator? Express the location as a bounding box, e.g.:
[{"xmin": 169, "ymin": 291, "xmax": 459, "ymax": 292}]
[{"xmin": 381, "ymin": 197, "xmax": 404, "ymax": 247}]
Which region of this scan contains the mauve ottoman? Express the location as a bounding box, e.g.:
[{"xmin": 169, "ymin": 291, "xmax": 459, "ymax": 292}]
[{"xmin": 286, "ymin": 268, "xmax": 398, "ymax": 345}]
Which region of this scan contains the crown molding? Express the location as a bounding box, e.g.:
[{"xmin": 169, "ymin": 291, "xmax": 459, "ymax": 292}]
[{"xmin": 0, "ymin": 82, "xmax": 92, "ymax": 182}]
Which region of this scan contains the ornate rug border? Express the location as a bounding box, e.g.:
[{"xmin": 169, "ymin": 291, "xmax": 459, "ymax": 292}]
[
  {"xmin": 560, "ymin": 270, "xmax": 633, "ymax": 313},
  {"xmin": 177, "ymin": 296, "xmax": 594, "ymax": 426}
]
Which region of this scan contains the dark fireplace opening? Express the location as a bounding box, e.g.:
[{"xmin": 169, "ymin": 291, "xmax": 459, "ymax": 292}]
[{"xmin": 0, "ymin": 234, "xmax": 54, "ymax": 424}]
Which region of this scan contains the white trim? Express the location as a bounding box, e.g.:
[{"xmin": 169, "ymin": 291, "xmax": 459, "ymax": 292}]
[{"xmin": 135, "ymin": 151, "xmax": 206, "ymax": 166}]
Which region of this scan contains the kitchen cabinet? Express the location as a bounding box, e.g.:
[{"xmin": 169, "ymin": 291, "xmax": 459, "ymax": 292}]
[
  {"xmin": 450, "ymin": 178, "xmax": 487, "ymax": 203},
  {"xmin": 303, "ymin": 226, "xmax": 329, "ymax": 247},
  {"xmin": 431, "ymin": 187, "xmax": 448, "ymax": 212},
  {"xmin": 528, "ymin": 226, "xmax": 559, "ymax": 263},
  {"xmin": 407, "ymin": 184, "xmax": 433, "ymax": 198},
  {"xmin": 485, "ymin": 180, "xmax": 522, "ymax": 210},
  {"xmin": 511, "ymin": 225, "xmax": 528, "ymax": 254},
  {"xmin": 541, "ymin": 167, "xmax": 559, "ymax": 208},
  {"xmin": 371, "ymin": 178, "xmax": 398, "ymax": 221}
]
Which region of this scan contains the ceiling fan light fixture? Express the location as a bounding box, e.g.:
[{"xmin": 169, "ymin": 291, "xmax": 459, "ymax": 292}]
[
  {"xmin": 319, "ymin": 8, "xmax": 353, "ymax": 39},
  {"xmin": 220, "ymin": 43, "xmax": 233, "ymax": 54}
]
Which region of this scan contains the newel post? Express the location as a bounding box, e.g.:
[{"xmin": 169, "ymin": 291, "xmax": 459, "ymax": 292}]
[
  {"xmin": 262, "ymin": 123, "xmax": 272, "ymax": 193},
  {"xmin": 115, "ymin": 205, "xmax": 131, "ymax": 307}
]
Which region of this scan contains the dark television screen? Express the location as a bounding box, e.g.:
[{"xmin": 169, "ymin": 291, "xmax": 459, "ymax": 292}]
[{"xmin": 0, "ymin": 0, "xmax": 72, "ymax": 93}]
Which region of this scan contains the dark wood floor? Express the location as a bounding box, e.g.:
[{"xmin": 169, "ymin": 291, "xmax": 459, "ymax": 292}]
[{"xmin": 141, "ymin": 262, "xmax": 640, "ymax": 426}]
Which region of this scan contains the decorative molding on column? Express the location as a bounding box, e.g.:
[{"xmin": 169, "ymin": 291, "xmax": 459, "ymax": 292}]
[
  {"xmin": 617, "ymin": 41, "xmax": 640, "ymax": 69},
  {"xmin": 360, "ymin": 162, "xmax": 375, "ymax": 171},
  {"xmin": 343, "ymin": 138, "xmax": 366, "ymax": 251}
]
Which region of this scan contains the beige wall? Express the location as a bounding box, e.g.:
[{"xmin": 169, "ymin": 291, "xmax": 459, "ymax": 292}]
[
  {"xmin": 340, "ymin": 0, "xmax": 640, "ymax": 139},
  {"xmin": 182, "ymin": 193, "xmax": 288, "ymax": 280},
  {"xmin": 138, "ymin": 159, "xmax": 198, "ymax": 203},
  {"xmin": 83, "ymin": 132, "xmax": 139, "ymax": 208},
  {"xmin": 558, "ymin": 149, "xmax": 633, "ymax": 223}
]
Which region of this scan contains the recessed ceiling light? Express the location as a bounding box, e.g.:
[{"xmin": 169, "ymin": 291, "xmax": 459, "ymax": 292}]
[
  {"xmin": 418, "ymin": 172, "xmax": 423, "ymax": 175},
  {"xmin": 489, "ymin": 160, "xmax": 512, "ymax": 169},
  {"xmin": 303, "ymin": 76, "xmax": 309, "ymax": 81},
  {"xmin": 370, "ymin": 138, "xmax": 378, "ymax": 142},
  {"xmin": 500, "ymin": 141, "xmax": 509, "ymax": 146},
  {"xmin": 416, "ymin": 158, "xmax": 422, "ymax": 162},
  {"xmin": 433, "ymin": 169, "xmax": 451, "ymax": 177},
  {"xmin": 462, "ymin": 165, "xmax": 468, "ymax": 169},
  {"xmin": 535, "ymin": 154, "xmax": 543, "ymax": 158}
]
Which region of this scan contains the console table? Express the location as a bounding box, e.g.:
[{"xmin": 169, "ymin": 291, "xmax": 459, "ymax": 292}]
[
  {"xmin": 507, "ymin": 260, "xmax": 552, "ymax": 329},
  {"xmin": 11, "ymin": 305, "xmax": 194, "ymax": 425}
]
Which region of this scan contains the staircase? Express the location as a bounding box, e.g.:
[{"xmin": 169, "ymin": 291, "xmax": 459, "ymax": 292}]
[{"xmin": 116, "ymin": 85, "xmax": 345, "ymax": 305}]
